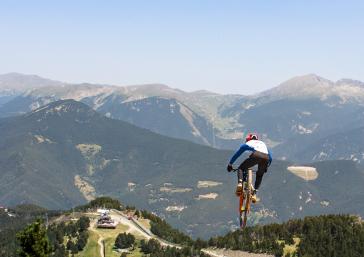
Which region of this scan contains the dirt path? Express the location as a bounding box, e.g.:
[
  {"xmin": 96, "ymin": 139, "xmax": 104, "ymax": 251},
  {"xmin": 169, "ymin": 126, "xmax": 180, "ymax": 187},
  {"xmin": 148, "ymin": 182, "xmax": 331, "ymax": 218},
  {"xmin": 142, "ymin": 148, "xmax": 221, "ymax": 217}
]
[
  {"xmin": 89, "ymin": 220, "xmax": 104, "ymax": 257},
  {"xmin": 201, "ymin": 248, "xmax": 274, "ymax": 257},
  {"xmin": 201, "ymin": 249, "xmax": 226, "ymax": 257}
]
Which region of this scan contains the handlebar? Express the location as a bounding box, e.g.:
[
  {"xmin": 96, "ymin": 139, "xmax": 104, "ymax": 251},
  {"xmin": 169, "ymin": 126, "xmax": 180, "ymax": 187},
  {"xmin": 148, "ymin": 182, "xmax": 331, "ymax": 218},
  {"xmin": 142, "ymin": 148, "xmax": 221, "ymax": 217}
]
[{"xmin": 231, "ymin": 167, "xmax": 256, "ymax": 172}]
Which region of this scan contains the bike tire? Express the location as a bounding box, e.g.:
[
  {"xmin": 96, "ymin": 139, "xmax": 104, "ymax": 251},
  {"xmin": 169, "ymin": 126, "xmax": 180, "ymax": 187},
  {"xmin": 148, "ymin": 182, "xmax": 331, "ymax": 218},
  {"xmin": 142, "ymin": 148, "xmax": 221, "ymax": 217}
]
[
  {"xmin": 239, "ymin": 192, "xmax": 244, "ymax": 227},
  {"xmin": 243, "ymin": 169, "xmax": 253, "ymax": 228}
]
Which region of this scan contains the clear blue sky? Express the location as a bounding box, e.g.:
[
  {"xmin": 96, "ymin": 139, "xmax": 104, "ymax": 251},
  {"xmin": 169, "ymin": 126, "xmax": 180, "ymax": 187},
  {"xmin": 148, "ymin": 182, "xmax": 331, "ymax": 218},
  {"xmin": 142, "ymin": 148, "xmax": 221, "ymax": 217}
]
[{"xmin": 1, "ymin": 1, "xmax": 363, "ymax": 94}]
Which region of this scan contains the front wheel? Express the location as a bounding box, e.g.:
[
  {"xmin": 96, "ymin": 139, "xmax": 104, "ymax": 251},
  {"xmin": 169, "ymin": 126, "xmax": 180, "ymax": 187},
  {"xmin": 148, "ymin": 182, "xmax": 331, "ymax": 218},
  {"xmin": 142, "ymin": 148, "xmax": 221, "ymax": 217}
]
[
  {"xmin": 239, "ymin": 192, "xmax": 245, "ymax": 228},
  {"xmin": 243, "ymin": 194, "xmax": 251, "ymax": 228},
  {"xmin": 242, "ymin": 169, "xmax": 253, "ymax": 228}
]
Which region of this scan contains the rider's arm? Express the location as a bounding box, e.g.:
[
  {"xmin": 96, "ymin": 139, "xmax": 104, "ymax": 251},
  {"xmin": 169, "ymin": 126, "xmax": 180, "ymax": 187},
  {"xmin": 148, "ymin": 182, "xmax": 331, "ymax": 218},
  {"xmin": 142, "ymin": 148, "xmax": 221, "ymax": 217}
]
[
  {"xmin": 229, "ymin": 144, "xmax": 252, "ymax": 165},
  {"xmin": 268, "ymin": 149, "xmax": 272, "ymax": 166}
]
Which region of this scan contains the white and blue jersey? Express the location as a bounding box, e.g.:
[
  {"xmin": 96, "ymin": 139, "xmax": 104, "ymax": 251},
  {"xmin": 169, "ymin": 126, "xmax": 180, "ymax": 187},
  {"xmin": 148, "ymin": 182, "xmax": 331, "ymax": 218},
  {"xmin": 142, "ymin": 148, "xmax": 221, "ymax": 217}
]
[{"xmin": 229, "ymin": 140, "xmax": 272, "ymax": 165}]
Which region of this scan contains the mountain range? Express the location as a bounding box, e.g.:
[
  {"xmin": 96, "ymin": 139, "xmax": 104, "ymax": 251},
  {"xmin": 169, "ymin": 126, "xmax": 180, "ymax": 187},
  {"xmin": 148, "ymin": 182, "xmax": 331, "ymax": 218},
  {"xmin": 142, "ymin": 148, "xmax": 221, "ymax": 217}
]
[
  {"xmin": 1, "ymin": 99, "xmax": 364, "ymax": 238},
  {"xmin": 1, "ymin": 73, "xmax": 364, "ymax": 164}
]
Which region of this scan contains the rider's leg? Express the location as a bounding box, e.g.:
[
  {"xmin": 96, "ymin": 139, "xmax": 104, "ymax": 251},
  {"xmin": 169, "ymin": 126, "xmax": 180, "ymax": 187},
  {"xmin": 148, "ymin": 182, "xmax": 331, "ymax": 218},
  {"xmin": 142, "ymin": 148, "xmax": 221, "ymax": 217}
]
[
  {"xmin": 254, "ymin": 152, "xmax": 269, "ymax": 190},
  {"xmin": 250, "ymin": 162, "xmax": 267, "ymax": 203},
  {"xmin": 235, "ymin": 155, "xmax": 258, "ymax": 196},
  {"xmin": 236, "ymin": 156, "xmax": 259, "ymax": 196},
  {"xmin": 238, "ymin": 155, "xmax": 259, "ymax": 182},
  {"xmin": 237, "ymin": 169, "xmax": 244, "ymax": 182},
  {"xmin": 248, "ymin": 152, "xmax": 269, "ymax": 203},
  {"xmin": 254, "ymin": 163, "xmax": 267, "ymax": 190}
]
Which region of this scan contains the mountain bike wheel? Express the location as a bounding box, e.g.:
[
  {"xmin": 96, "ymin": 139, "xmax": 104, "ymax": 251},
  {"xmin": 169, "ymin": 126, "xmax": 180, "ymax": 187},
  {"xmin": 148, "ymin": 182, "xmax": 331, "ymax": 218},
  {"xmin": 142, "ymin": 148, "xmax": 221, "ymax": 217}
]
[
  {"xmin": 243, "ymin": 169, "xmax": 253, "ymax": 228},
  {"xmin": 239, "ymin": 191, "xmax": 245, "ymax": 227}
]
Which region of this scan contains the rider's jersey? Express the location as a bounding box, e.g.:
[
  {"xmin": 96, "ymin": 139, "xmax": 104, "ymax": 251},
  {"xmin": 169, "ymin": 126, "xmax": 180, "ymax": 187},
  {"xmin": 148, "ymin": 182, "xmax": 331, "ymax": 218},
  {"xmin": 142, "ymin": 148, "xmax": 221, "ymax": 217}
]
[{"xmin": 229, "ymin": 140, "xmax": 272, "ymax": 165}]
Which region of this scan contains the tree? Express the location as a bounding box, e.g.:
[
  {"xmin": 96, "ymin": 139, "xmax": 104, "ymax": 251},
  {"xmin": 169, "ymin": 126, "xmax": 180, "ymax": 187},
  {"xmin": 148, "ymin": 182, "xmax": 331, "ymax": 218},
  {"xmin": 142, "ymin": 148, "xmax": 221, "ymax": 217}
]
[
  {"xmin": 53, "ymin": 245, "xmax": 67, "ymax": 257},
  {"xmin": 193, "ymin": 238, "xmax": 207, "ymax": 250},
  {"xmin": 115, "ymin": 233, "xmax": 135, "ymax": 249},
  {"xmin": 76, "ymin": 216, "xmax": 90, "ymax": 232},
  {"xmin": 76, "ymin": 236, "xmax": 87, "ymax": 251},
  {"xmin": 16, "ymin": 220, "xmax": 51, "ymax": 257},
  {"xmin": 66, "ymin": 239, "xmax": 74, "ymax": 250},
  {"xmin": 140, "ymin": 239, "xmax": 161, "ymax": 254}
]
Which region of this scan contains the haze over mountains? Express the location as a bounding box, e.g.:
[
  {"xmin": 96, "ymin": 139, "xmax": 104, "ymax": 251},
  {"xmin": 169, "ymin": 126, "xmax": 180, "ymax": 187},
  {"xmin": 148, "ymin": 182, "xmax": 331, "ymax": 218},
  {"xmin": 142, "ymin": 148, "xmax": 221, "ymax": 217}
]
[
  {"xmin": 1, "ymin": 99, "xmax": 364, "ymax": 238},
  {"xmin": 1, "ymin": 72, "xmax": 364, "ymax": 163}
]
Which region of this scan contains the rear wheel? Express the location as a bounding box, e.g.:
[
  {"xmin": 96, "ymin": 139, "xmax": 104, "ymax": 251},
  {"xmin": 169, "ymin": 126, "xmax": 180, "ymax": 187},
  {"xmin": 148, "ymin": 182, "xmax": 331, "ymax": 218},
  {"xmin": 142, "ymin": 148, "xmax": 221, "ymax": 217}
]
[{"xmin": 243, "ymin": 169, "xmax": 253, "ymax": 228}]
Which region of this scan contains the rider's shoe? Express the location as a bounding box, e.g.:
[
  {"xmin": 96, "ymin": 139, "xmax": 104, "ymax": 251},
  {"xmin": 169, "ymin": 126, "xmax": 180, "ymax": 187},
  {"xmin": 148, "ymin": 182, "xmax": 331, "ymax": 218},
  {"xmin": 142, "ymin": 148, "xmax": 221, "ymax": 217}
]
[
  {"xmin": 251, "ymin": 190, "xmax": 260, "ymax": 203},
  {"xmin": 235, "ymin": 182, "xmax": 243, "ymax": 196}
]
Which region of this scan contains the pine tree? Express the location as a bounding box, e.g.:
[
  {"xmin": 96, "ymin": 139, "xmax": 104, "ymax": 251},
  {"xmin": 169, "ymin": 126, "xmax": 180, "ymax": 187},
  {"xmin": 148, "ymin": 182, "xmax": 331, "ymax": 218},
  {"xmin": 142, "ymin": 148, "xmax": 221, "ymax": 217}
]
[{"xmin": 16, "ymin": 220, "xmax": 51, "ymax": 257}]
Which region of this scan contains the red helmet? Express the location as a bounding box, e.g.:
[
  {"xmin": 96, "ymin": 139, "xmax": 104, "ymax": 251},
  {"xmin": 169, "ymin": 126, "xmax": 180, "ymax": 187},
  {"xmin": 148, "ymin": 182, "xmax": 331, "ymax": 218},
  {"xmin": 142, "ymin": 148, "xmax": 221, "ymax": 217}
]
[{"xmin": 245, "ymin": 133, "xmax": 258, "ymax": 142}]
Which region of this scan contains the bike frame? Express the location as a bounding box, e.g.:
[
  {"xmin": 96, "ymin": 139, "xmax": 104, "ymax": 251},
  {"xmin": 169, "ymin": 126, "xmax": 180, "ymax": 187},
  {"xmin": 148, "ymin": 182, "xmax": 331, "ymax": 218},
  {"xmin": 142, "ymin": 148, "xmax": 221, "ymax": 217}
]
[{"xmin": 234, "ymin": 168, "xmax": 253, "ymax": 228}]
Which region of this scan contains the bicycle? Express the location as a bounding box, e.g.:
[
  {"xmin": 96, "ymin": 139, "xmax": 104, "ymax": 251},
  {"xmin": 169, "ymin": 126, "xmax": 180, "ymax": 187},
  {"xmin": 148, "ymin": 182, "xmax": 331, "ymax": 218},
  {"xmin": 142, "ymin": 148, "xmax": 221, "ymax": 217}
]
[{"xmin": 232, "ymin": 168, "xmax": 254, "ymax": 228}]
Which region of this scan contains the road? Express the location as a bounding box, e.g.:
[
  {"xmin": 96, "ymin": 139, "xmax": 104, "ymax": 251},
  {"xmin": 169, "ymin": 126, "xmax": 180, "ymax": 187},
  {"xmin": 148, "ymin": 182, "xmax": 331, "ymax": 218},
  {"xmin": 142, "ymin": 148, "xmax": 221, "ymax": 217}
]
[
  {"xmin": 111, "ymin": 209, "xmax": 181, "ymax": 248},
  {"xmin": 110, "ymin": 210, "xmax": 153, "ymax": 240}
]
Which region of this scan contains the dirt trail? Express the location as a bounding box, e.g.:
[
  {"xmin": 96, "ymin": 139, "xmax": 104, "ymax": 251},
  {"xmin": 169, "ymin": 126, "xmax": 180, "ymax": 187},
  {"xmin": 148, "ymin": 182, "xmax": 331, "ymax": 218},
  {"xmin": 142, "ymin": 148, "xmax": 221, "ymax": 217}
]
[
  {"xmin": 89, "ymin": 220, "xmax": 104, "ymax": 257},
  {"xmin": 201, "ymin": 248, "xmax": 274, "ymax": 257},
  {"xmin": 201, "ymin": 249, "xmax": 226, "ymax": 257}
]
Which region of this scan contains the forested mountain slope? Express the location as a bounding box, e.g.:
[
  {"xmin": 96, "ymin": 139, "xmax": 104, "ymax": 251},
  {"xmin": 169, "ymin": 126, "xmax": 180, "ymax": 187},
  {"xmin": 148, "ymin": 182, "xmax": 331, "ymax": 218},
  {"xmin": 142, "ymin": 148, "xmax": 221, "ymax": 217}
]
[{"xmin": 1, "ymin": 100, "xmax": 364, "ymax": 238}]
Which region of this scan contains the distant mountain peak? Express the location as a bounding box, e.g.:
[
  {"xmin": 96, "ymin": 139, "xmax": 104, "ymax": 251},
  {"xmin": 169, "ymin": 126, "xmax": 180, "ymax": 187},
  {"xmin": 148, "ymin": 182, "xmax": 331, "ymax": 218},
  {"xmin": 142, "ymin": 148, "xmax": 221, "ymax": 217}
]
[
  {"xmin": 257, "ymin": 74, "xmax": 334, "ymax": 99},
  {"xmin": 295, "ymin": 73, "xmax": 329, "ymax": 81},
  {"xmin": 281, "ymin": 73, "xmax": 333, "ymax": 86},
  {"xmin": 190, "ymin": 89, "xmax": 220, "ymax": 96},
  {"xmin": 1, "ymin": 72, "xmax": 46, "ymax": 79},
  {"xmin": 0, "ymin": 72, "xmax": 64, "ymax": 92},
  {"xmin": 124, "ymin": 83, "xmax": 171, "ymax": 92}
]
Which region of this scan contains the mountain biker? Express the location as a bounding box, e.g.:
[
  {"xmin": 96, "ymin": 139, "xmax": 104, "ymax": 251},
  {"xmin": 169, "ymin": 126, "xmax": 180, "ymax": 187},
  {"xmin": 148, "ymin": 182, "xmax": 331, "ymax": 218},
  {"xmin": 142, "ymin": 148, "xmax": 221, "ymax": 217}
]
[{"xmin": 227, "ymin": 133, "xmax": 272, "ymax": 203}]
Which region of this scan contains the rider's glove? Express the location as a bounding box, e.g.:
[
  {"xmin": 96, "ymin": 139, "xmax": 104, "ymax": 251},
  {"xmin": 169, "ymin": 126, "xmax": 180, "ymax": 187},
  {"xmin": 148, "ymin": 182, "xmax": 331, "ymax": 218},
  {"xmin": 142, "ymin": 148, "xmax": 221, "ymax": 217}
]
[{"xmin": 227, "ymin": 164, "xmax": 233, "ymax": 172}]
